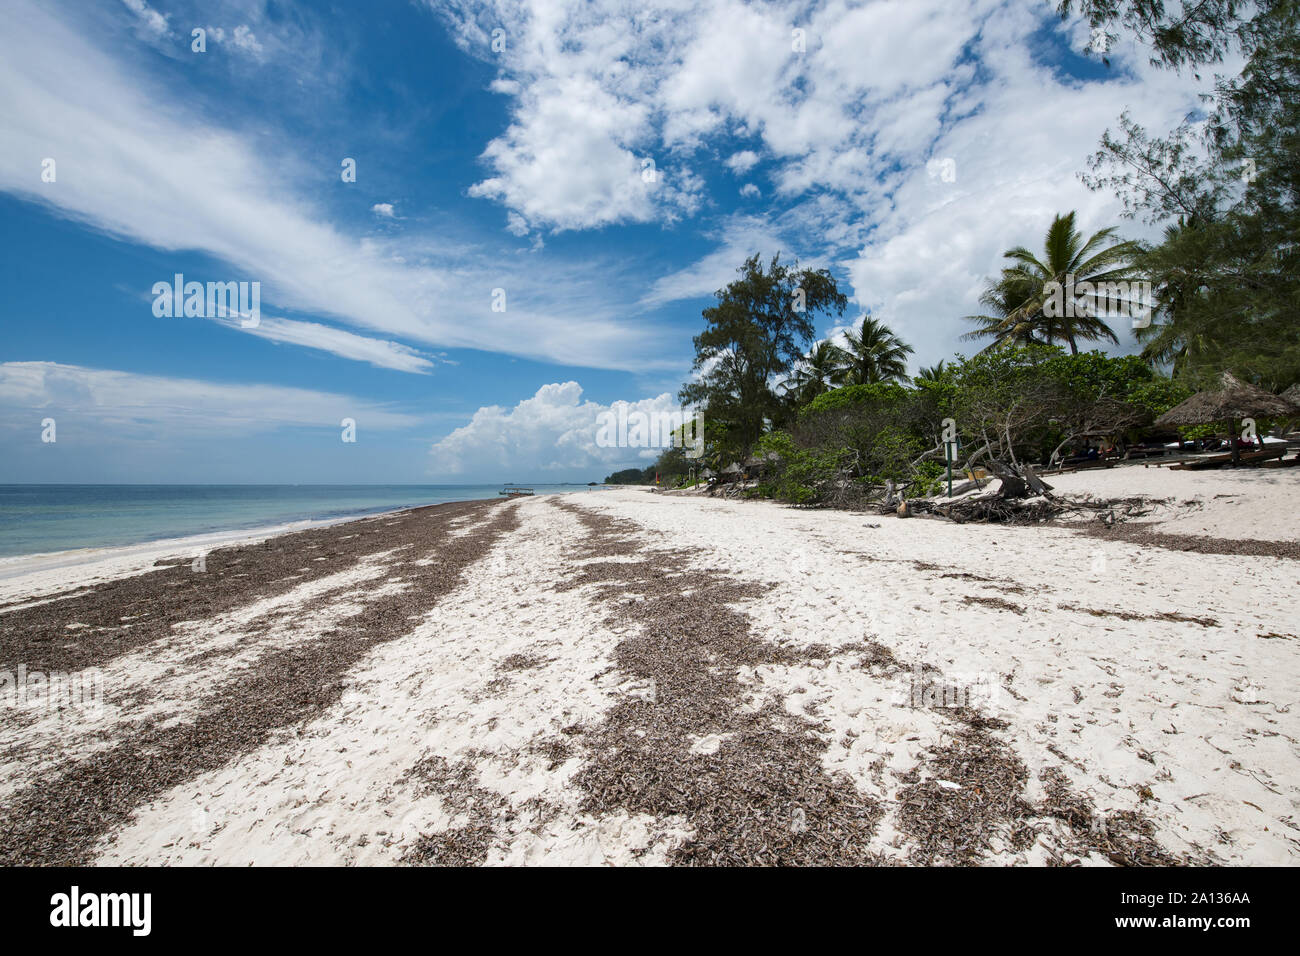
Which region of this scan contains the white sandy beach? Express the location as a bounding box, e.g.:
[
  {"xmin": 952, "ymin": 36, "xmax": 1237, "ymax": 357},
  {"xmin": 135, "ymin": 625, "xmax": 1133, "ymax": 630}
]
[{"xmin": 1, "ymin": 468, "xmax": 1297, "ymax": 866}]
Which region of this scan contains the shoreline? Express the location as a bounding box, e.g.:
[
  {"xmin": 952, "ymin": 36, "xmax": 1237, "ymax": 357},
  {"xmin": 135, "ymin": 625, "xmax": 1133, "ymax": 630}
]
[
  {"xmin": 0, "ymin": 485, "xmax": 603, "ymax": 569},
  {"xmin": 0, "ymin": 492, "xmax": 583, "ymax": 603},
  {"xmin": 0, "ymin": 507, "xmax": 442, "ymax": 608}
]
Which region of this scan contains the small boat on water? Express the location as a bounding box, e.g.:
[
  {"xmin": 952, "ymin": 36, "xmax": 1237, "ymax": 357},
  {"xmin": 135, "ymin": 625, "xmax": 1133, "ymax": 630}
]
[{"xmin": 499, "ymin": 486, "xmax": 534, "ymax": 498}]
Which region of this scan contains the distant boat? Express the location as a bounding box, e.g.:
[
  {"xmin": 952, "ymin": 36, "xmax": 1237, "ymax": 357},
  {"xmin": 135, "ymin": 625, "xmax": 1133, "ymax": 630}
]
[{"xmin": 499, "ymin": 485, "xmax": 534, "ymax": 498}]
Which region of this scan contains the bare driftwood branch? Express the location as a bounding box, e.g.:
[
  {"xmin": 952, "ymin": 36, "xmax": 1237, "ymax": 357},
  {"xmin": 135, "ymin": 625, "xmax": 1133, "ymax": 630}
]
[{"xmin": 912, "ymin": 493, "xmax": 1158, "ymax": 526}]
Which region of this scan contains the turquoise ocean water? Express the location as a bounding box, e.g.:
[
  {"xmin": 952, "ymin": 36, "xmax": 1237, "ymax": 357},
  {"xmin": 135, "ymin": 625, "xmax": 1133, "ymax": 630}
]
[{"xmin": 0, "ymin": 484, "xmax": 590, "ymax": 558}]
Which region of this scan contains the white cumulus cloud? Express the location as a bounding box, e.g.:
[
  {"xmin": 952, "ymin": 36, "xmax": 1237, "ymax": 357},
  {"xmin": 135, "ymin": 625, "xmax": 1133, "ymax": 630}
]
[
  {"xmin": 429, "ymin": 382, "xmax": 689, "ymax": 479},
  {"xmin": 725, "ymin": 150, "xmax": 760, "ymax": 175}
]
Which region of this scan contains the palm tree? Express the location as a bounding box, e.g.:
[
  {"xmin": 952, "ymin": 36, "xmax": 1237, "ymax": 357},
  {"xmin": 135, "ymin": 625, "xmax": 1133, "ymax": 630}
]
[
  {"xmin": 840, "ymin": 316, "xmax": 914, "ymax": 384},
  {"xmin": 914, "ymin": 360, "xmax": 948, "ymax": 383},
  {"xmin": 785, "ymin": 339, "xmax": 849, "ymax": 402},
  {"xmin": 962, "ymin": 274, "xmax": 1042, "ymax": 349},
  {"xmin": 964, "ymin": 211, "xmax": 1142, "ymax": 354}
]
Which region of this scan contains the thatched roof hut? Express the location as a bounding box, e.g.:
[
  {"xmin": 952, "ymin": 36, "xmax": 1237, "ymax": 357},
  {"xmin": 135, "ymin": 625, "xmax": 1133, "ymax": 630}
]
[
  {"xmin": 1155, "ymin": 372, "xmax": 1300, "ymax": 462},
  {"xmin": 1155, "ymin": 372, "xmax": 1300, "ymax": 427}
]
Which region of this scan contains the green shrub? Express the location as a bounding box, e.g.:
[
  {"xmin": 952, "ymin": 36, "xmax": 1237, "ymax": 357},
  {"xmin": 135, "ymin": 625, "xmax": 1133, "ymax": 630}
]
[{"xmin": 801, "ymin": 382, "xmax": 910, "ymax": 418}]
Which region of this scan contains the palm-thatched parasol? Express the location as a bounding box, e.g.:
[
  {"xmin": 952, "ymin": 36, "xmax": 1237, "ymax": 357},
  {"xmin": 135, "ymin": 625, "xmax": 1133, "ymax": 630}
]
[{"xmin": 1154, "ymin": 371, "xmax": 1300, "ymax": 463}]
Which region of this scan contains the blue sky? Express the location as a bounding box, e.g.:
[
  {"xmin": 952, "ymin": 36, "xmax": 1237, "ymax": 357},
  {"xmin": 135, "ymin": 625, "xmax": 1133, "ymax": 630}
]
[{"xmin": 0, "ymin": 0, "xmax": 1220, "ymax": 483}]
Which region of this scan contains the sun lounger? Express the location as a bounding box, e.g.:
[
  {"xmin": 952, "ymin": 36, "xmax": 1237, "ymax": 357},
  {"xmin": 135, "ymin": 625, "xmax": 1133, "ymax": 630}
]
[
  {"xmin": 1169, "ymin": 454, "xmax": 1233, "ymax": 470},
  {"xmin": 1170, "ymin": 447, "xmax": 1285, "ymax": 469},
  {"xmin": 1236, "ymin": 447, "xmax": 1286, "ymax": 465}
]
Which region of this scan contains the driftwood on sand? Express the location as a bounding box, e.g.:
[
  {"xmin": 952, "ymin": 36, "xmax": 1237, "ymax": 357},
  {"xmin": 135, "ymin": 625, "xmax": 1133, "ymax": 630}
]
[
  {"xmin": 919, "ymin": 494, "xmax": 1155, "ymax": 525},
  {"xmin": 983, "ymin": 460, "xmax": 1054, "ymax": 499},
  {"xmin": 892, "ymin": 458, "xmax": 1147, "ymax": 525}
]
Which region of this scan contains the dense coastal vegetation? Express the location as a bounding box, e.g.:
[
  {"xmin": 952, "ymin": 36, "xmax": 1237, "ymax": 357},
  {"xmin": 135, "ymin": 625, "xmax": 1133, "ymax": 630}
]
[
  {"xmin": 604, "ymin": 466, "xmax": 658, "ymax": 485},
  {"xmin": 632, "ymin": 0, "xmax": 1299, "ymax": 505}
]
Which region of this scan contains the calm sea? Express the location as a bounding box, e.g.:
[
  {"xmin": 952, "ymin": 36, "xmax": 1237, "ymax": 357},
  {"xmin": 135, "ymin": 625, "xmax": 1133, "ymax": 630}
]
[{"xmin": 0, "ymin": 484, "xmax": 591, "ymax": 558}]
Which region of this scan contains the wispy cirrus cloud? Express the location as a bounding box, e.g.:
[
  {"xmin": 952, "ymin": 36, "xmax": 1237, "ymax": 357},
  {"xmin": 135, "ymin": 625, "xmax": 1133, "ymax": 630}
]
[
  {"xmin": 639, "ymin": 214, "xmax": 792, "ymax": 308},
  {"xmin": 120, "ymin": 0, "xmax": 169, "ymax": 39},
  {"xmin": 212, "ymin": 316, "xmax": 443, "ymax": 374},
  {"xmin": 0, "ymin": 0, "xmax": 673, "ymax": 373},
  {"xmin": 0, "ymin": 361, "xmax": 421, "ymax": 436}
]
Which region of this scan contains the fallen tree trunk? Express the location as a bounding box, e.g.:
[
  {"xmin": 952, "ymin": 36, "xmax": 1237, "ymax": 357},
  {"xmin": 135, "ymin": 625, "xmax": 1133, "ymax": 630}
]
[
  {"xmin": 984, "ymin": 460, "xmax": 1029, "ymax": 499},
  {"xmin": 982, "ymin": 459, "xmax": 1054, "ymax": 500},
  {"xmin": 1022, "ymin": 463, "xmax": 1054, "ymax": 497}
]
